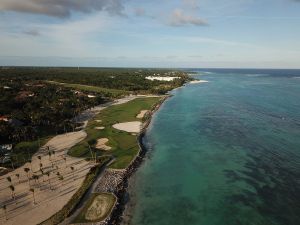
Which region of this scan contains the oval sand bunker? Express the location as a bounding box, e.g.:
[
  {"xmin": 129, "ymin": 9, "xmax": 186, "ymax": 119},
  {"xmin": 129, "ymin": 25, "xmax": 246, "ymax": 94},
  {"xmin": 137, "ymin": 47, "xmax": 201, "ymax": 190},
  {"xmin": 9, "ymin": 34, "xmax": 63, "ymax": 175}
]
[{"xmin": 112, "ymin": 121, "xmax": 142, "ymax": 133}]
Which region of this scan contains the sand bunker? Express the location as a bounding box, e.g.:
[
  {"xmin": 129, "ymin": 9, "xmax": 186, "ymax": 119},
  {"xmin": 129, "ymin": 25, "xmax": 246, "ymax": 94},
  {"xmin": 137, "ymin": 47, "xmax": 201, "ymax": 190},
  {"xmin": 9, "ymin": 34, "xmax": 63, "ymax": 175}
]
[
  {"xmin": 136, "ymin": 110, "xmax": 149, "ymax": 119},
  {"xmin": 95, "ymin": 120, "xmax": 102, "ymax": 122},
  {"xmin": 95, "ymin": 126, "xmax": 105, "ymax": 130},
  {"xmin": 46, "ymin": 131, "xmax": 87, "ymax": 151},
  {"xmin": 190, "ymin": 80, "xmax": 209, "ymax": 84},
  {"xmin": 112, "ymin": 121, "xmax": 142, "ymax": 133},
  {"xmin": 85, "ymin": 194, "xmax": 116, "ymax": 221},
  {"xmin": 96, "ymin": 138, "xmax": 112, "ymax": 151}
]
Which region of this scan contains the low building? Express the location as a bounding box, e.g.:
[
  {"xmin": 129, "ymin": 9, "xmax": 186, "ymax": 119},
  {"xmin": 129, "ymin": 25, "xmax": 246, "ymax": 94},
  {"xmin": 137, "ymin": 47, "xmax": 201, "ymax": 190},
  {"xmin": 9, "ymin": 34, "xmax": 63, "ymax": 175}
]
[
  {"xmin": 0, "ymin": 144, "xmax": 12, "ymax": 152},
  {"xmin": 0, "ymin": 116, "xmax": 9, "ymax": 122}
]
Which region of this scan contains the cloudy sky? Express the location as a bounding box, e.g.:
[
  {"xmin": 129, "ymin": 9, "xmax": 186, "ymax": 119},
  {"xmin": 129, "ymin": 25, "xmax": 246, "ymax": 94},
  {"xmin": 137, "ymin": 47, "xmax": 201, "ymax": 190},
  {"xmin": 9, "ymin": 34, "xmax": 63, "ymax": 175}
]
[{"xmin": 0, "ymin": 0, "xmax": 300, "ymax": 68}]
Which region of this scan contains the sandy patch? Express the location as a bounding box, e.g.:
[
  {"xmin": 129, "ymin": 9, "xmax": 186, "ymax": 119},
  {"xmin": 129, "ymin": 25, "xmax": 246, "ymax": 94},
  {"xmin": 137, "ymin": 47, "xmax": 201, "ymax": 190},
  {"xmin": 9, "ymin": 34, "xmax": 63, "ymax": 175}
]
[
  {"xmin": 112, "ymin": 96, "xmax": 137, "ymax": 105},
  {"xmin": 0, "ymin": 131, "xmax": 94, "ymax": 225},
  {"xmin": 190, "ymin": 80, "xmax": 209, "ymax": 84},
  {"xmin": 136, "ymin": 110, "xmax": 148, "ymax": 119},
  {"xmin": 85, "ymin": 194, "xmax": 116, "ymax": 221},
  {"xmin": 112, "ymin": 121, "xmax": 142, "ymax": 133},
  {"xmin": 95, "ymin": 120, "xmax": 102, "ymax": 123},
  {"xmin": 96, "ymin": 138, "xmax": 111, "ymax": 151},
  {"xmin": 95, "ymin": 127, "xmax": 105, "ymax": 130},
  {"xmin": 45, "ymin": 131, "xmax": 86, "ymax": 151}
]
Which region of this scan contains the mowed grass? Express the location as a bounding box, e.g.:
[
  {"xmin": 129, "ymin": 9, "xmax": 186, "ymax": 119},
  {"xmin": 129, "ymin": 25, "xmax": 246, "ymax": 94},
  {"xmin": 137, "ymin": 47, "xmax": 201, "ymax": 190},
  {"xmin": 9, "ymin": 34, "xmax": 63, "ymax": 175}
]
[
  {"xmin": 47, "ymin": 81, "xmax": 128, "ymax": 97},
  {"xmin": 73, "ymin": 193, "xmax": 116, "ymax": 223},
  {"xmin": 68, "ymin": 97, "xmax": 162, "ymax": 169}
]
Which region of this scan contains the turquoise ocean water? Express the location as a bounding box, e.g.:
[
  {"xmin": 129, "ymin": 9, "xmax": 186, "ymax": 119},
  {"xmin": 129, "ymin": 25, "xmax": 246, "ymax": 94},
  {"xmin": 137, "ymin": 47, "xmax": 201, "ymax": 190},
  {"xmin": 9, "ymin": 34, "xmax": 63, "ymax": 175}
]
[{"xmin": 124, "ymin": 69, "xmax": 300, "ymax": 225}]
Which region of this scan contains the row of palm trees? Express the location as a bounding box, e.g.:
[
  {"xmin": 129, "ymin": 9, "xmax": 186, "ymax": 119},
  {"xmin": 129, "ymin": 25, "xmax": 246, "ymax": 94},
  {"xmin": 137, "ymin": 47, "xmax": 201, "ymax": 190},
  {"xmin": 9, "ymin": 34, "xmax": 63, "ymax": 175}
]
[{"xmin": 1, "ymin": 153, "xmax": 77, "ymax": 220}]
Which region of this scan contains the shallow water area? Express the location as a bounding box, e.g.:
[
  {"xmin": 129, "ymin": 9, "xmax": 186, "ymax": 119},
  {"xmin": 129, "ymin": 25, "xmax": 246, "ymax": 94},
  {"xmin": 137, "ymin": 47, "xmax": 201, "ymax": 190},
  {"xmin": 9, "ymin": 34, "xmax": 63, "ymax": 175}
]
[{"xmin": 123, "ymin": 69, "xmax": 300, "ymax": 225}]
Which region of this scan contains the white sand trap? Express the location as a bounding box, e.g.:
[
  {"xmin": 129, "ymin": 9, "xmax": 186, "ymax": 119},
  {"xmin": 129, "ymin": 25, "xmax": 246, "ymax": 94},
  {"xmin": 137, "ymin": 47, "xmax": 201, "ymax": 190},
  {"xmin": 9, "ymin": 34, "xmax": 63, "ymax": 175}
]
[
  {"xmin": 96, "ymin": 138, "xmax": 112, "ymax": 151},
  {"xmin": 113, "ymin": 121, "xmax": 142, "ymax": 133},
  {"xmin": 190, "ymin": 80, "xmax": 209, "ymax": 84},
  {"xmin": 95, "ymin": 127, "xmax": 105, "ymax": 130},
  {"xmin": 95, "ymin": 120, "xmax": 102, "ymax": 122},
  {"xmin": 46, "ymin": 131, "xmax": 87, "ymax": 150},
  {"xmin": 136, "ymin": 110, "xmax": 149, "ymax": 119}
]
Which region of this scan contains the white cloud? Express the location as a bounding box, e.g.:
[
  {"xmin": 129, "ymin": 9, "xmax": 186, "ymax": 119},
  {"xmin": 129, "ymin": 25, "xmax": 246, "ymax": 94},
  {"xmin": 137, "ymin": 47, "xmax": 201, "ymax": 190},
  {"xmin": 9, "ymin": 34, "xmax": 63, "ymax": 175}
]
[
  {"xmin": 168, "ymin": 9, "xmax": 208, "ymax": 26},
  {"xmin": 0, "ymin": 13, "xmax": 109, "ymax": 57}
]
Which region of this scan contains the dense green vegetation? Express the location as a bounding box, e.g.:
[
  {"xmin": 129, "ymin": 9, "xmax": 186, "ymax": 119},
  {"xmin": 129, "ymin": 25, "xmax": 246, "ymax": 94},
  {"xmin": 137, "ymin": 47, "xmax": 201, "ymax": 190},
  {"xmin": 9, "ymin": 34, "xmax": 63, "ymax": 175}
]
[
  {"xmin": 0, "ymin": 67, "xmax": 189, "ymax": 94},
  {"xmin": 73, "ymin": 193, "xmax": 116, "ymax": 223},
  {"xmin": 0, "ymin": 79, "xmax": 107, "ymax": 168},
  {"xmin": 47, "ymin": 81, "xmax": 127, "ymax": 97},
  {"xmin": 68, "ymin": 97, "xmax": 161, "ymax": 169},
  {"xmin": 39, "ymin": 158, "xmax": 110, "ymax": 225},
  {"xmin": 0, "ymin": 67, "xmax": 188, "ymax": 168}
]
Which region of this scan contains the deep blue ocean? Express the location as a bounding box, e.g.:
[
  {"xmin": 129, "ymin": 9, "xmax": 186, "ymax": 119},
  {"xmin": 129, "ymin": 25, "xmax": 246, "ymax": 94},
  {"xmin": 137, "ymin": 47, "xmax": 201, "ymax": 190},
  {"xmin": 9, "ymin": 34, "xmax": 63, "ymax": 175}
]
[{"xmin": 123, "ymin": 69, "xmax": 300, "ymax": 225}]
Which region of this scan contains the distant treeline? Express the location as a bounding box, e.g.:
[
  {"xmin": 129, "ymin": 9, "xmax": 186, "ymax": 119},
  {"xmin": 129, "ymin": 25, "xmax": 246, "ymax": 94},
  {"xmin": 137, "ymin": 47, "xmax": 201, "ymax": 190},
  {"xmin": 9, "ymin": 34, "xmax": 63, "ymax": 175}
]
[{"xmin": 0, "ymin": 67, "xmax": 189, "ymax": 94}]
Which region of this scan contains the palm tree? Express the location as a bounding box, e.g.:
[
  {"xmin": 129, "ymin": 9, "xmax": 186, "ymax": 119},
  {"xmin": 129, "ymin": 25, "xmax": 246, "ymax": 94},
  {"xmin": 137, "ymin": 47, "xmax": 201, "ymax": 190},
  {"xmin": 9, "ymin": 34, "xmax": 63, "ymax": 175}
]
[
  {"xmin": 30, "ymin": 188, "xmax": 36, "ymax": 204},
  {"xmin": 63, "ymin": 157, "xmax": 67, "ymax": 168},
  {"xmin": 32, "ymin": 175, "xmax": 40, "ymax": 188},
  {"xmin": 15, "ymin": 174, "xmax": 20, "ymax": 184},
  {"xmin": 48, "ymin": 151, "xmax": 52, "ymax": 161},
  {"xmin": 70, "ymin": 166, "xmax": 75, "ymax": 180},
  {"xmin": 24, "ymin": 168, "xmax": 30, "ymax": 186},
  {"xmin": 28, "ymin": 159, "xmax": 33, "ymax": 171},
  {"xmin": 41, "ymin": 169, "xmax": 45, "ymax": 182},
  {"xmin": 46, "ymin": 172, "xmax": 52, "ymax": 190},
  {"xmin": 52, "ymin": 150, "xmax": 56, "ymax": 159},
  {"xmin": 10, "ymin": 157, "xmax": 14, "ymax": 170},
  {"xmin": 2, "ymin": 205, "xmax": 7, "ymax": 220},
  {"xmin": 37, "ymin": 155, "xmax": 42, "ymax": 164},
  {"xmin": 6, "ymin": 176, "xmax": 12, "ymax": 185},
  {"xmin": 9, "ymin": 185, "xmax": 15, "ymax": 200},
  {"xmin": 88, "ymin": 143, "xmax": 94, "ymax": 162},
  {"xmin": 59, "ymin": 175, "xmax": 64, "ymax": 186}
]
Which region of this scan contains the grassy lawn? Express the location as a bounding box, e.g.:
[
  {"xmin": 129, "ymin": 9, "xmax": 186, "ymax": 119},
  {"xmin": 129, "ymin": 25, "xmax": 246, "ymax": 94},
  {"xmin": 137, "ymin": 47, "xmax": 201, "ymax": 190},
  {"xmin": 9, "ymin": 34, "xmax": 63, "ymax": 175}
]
[
  {"xmin": 68, "ymin": 97, "xmax": 162, "ymax": 169},
  {"xmin": 47, "ymin": 81, "xmax": 129, "ymax": 97},
  {"xmin": 73, "ymin": 193, "xmax": 117, "ymax": 223}
]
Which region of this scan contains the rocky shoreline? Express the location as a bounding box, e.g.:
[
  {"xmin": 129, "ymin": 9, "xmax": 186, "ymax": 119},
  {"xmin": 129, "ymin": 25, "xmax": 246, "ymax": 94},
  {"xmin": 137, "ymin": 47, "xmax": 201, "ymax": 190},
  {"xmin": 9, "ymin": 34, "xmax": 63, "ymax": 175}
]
[{"xmin": 102, "ymin": 96, "xmax": 169, "ymax": 225}]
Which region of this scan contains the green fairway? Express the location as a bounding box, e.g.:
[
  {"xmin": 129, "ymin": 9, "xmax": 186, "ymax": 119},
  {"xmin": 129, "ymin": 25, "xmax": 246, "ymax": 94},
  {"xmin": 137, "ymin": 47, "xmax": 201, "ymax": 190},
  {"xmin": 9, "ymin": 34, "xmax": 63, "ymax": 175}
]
[
  {"xmin": 68, "ymin": 97, "xmax": 162, "ymax": 169},
  {"xmin": 47, "ymin": 81, "xmax": 128, "ymax": 97}
]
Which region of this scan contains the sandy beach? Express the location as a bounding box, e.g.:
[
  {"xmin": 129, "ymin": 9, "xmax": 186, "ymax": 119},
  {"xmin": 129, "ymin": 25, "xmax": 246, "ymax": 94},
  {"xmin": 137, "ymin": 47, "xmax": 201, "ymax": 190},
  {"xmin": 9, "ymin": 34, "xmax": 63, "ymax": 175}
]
[{"xmin": 190, "ymin": 80, "xmax": 209, "ymax": 84}]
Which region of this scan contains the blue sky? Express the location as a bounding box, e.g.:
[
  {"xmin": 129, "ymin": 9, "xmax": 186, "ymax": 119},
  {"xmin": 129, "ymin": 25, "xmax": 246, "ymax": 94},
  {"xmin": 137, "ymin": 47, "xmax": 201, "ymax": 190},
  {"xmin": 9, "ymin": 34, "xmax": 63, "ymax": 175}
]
[{"xmin": 0, "ymin": 0, "xmax": 300, "ymax": 68}]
